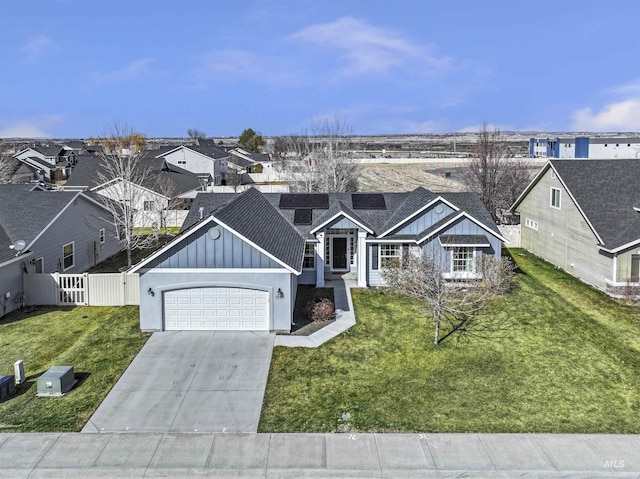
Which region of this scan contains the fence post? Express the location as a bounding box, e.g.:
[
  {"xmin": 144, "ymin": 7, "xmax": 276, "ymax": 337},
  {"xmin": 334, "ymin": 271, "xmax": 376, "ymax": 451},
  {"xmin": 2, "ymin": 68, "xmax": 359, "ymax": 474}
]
[{"xmin": 53, "ymin": 272, "xmax": 60, "ymax": 306}]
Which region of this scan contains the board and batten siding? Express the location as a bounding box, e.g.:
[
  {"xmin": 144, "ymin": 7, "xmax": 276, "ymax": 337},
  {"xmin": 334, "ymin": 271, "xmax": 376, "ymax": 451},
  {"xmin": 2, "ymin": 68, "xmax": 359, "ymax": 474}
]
[
  {"xmin": 394, "ymin": 201, "xmax": 455, "ymax": 235},
  {"xmin": 148, "ymin": 223, "xmax": 282, "ymax": 270},
  {"xmin": 516, "ymin": 167, "xmax": 612, "ymax": 290},
  {"xmin": 28, "ymin": 196, "xmax": 121, "ymax": 275}
]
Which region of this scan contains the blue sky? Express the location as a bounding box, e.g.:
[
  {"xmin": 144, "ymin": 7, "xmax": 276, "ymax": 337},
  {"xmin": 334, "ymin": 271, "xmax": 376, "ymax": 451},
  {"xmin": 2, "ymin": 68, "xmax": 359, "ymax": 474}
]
[{"xmin": 2, "ymin": 0, "xmax": 640, "ymax": 138}]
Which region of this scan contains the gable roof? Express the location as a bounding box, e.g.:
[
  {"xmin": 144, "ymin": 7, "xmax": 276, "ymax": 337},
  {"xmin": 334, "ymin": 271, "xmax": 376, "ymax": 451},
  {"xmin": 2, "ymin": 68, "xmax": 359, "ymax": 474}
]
[
  {"xmin": 0, "ymin": 185, "xmax": 96, "ymax": 264},
  {"xmin": 513, "ymin": 159, "xmax": 640, "ymax": 251},
  {"xmin": 161, "ymin": 145, "xmax": 229, "ymax": 160}
]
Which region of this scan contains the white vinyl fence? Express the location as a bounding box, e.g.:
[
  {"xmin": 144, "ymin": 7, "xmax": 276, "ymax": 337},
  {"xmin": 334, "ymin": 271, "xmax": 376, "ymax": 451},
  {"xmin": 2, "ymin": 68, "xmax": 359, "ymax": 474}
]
[{"xmin": 24, "ymin": 272, "xmax": 139, "ymax": 307}]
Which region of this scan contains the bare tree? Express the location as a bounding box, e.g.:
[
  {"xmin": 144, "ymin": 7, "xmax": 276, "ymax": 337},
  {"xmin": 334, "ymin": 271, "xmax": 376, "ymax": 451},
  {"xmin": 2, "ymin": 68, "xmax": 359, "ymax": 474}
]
[
  {"xmin": 274, "ymin": 118, "xmax": 360, "ymax": 192},
  {"xmin": 0, "ymin": 150, "xmax": 16, "ymax": 184},
  {"xmin": 224, "ymin": 166, "xmax": 244, "ymax": 193},
  {"xmin": 462, "ymin": 123, "xmax": 532, "ymax": 222},
  {"xmin": 382, "ymin": 251, "xmax": 515, "ymax": 345},
  {"xmin": 94, "ymin": 124, "xmax": 155, "ymax": 268},
  {"xmin": 187, "ymin": 128, "xmax": 206, "ymax": 141}
]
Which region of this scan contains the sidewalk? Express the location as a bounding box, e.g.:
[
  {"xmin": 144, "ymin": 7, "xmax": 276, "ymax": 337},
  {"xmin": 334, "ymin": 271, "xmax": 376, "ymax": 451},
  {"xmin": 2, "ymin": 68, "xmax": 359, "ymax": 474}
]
[
  {"xmin": 275, "ymin": 276, "xmax": 357, "ymax": 348},
  {"xmin": 0, "ymin": 432, "xmax": 638, "ymax": 477}
]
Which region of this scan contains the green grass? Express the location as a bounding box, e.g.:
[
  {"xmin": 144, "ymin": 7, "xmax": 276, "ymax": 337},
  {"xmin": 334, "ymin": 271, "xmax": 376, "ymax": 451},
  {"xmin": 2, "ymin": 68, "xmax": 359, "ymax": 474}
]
[
  {"xmin": 259, "ymin": 249, "xmax": 640, "ymax": 433},
  {"xmin": 88, "ymin": 235, "xmax": 173, "ymax": 273},
  {"xmin": 0, "ymin": 306, "xmax": 149, "ymax": 432}
]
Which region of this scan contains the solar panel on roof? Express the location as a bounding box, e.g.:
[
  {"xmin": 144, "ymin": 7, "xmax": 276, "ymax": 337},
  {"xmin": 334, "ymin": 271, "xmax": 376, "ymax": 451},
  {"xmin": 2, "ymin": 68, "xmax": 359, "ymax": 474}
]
[
  {"xmin": 351, "ymin": 193, "xmax": 386, "ymax": 209},
  {"xmin": 279, "ymin": 193, "xmax": 329, "ymax": 209},
  {"xmin": 293, "ymin": 209, "xmax": 313, "ymax": 225}
]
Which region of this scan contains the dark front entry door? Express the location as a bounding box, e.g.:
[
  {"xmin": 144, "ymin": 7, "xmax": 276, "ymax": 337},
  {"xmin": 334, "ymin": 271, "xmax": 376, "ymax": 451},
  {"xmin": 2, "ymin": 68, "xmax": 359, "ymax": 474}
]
[
  {"xmin": 332, "ymin": 237, "xmax": 348, "ymax": 271},
  {"xmin": 631, "ymin": 254, "xmax": 640, "ymax": 282}
]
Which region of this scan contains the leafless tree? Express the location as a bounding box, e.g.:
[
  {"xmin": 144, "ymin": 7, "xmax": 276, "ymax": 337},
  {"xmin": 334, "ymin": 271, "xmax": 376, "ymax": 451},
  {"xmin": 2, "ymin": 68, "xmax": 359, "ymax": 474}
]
[
  {"xmin": 224, "ymin": 166, "xmax": 244, "ymax": 193},
  {"xmin": 151, "ymin": 176, "xmax": 182, "ymax": 235},
  {"xmin": 0, "ymin": 152, "xmax": 16, "ymax": 184},
  {"xmin": 94, "ymin": 124, "xmax": 155, "ymax": 268},
  {"xmin": 382, "ymin": 251, "xmax": 515, "ymax": 345},
  {"xmin": 273, "ymin": 118, "xmax": 360, "ymax": 192},
  {"xmin": 462, "ymin": 123, "xmax": 532, "ymax": 222},
  {"xmin": 187, "ymin": 128, "xmax": 206, "ymax": 141}
]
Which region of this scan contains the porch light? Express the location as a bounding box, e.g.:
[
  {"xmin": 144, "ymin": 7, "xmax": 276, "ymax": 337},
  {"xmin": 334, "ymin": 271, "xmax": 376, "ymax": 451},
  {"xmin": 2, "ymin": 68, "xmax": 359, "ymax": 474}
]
[
  {"xmin": 147, "ymin": 287, "xmax": 155, "ymax": 297},
  {"xmin": 277, "ymin": 288, "xmax": 284, "ymax": 299}
]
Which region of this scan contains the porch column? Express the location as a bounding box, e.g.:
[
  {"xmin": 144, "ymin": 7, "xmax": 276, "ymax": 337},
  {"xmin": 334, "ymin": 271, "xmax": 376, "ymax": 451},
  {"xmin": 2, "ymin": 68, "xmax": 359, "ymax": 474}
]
[
  {"xmin": 357, "ymin": 231, "xmax": 367, "ymax": 287},
  {"xmin": 316, "ymin": 232, "xmax": 325, "ymax": 287}
]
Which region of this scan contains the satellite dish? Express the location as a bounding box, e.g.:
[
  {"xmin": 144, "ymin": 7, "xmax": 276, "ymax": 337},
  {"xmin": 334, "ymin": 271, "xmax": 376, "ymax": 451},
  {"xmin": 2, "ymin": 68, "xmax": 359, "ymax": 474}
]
[{"xmin": 11, "ymin": 240, "xmax": 27, "ymax": 251}]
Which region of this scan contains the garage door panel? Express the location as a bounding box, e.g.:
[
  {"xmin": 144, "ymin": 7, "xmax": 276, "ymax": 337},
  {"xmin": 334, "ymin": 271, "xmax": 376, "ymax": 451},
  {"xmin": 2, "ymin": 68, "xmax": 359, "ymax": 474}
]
[{"xmin": 164, "ymin": 287, "xmax": 269, "ymax": 331}]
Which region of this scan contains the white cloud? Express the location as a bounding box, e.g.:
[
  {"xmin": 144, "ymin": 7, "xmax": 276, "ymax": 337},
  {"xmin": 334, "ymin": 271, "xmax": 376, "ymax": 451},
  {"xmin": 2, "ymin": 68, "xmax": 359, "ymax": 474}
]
[
  {"xmin": 290, "ymin": 16, "xmax": 451, "ymax": 78},
  {"xmin": 191, "ymin": 49, "xmax": 298, "ymax": 88},
  {"xmin": 571, "ymin": 99, "xmax": 640, "ymax": 131},
  {"xmin": 404, "ymin": 120, "xmax": 446, "ymax": 134},
  {"xmin": 91, "ymin": 58, "xmax": 154, "ymax": 85},
  {"xmin": 20, "ymin": 34, "xmax": 59, "ymax": 64},
  {"xmin": 0, "ymin": 115, "xmax": 62, "ymax": 138}
]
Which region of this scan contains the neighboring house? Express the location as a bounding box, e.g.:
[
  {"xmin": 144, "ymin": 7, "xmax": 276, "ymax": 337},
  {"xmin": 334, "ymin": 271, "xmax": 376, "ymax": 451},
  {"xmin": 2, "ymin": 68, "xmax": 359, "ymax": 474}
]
[
  {"xmin": 14, "ymin": 146, "xmax": 75, "ymax": 182},
  {"xmin": 159, "ymin": 145, "xmax": 230, "ymax": 186},
  {"xmin": 63, "ymin": 154, "xmax": 204, "ymax": 228},
  {"xmin": 530, "ymin": 136, "xmax": 640, "ymax": 159},
  {"xmin": 0, "ymin": 184, "xmax": 122, "ymax": 317},
  {"xmin": 130, "ymin": 186, "xmax": 505, "ymax": 332},
  {"xmin": 228, "ymin": 147, "xmax": 270, "ymax": 173},
  {"xmin": 512, "ymin": 159, "xmax": 640, "ymax": 296}
]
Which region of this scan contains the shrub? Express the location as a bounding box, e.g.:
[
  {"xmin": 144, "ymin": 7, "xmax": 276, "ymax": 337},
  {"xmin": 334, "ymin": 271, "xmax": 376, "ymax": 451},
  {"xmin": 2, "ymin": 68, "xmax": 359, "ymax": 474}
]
[{"xmin": 310, "ymin": 298, "xmax": 336, "ymax": 322}]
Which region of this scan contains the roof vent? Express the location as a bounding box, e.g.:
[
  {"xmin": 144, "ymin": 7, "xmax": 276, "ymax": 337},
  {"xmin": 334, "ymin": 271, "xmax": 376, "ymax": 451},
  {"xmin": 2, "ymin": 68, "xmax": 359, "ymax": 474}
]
[{"xmin": 199, "ymin": 206, "xmax": 204, "ymax": 219}]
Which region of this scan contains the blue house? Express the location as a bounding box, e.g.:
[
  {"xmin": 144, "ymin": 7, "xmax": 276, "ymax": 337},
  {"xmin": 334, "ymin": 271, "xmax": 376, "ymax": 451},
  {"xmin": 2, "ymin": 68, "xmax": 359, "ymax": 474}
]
[{"xmin": 130, "ymin": 187, "xmax": 506, "ymax": 332}]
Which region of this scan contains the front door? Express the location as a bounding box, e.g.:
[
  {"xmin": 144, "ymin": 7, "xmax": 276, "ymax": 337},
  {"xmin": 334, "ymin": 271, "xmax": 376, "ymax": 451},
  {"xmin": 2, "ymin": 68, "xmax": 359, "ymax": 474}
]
[
  {"xmin": 332, "ymin": 237, "xmax": 348, "ymax": 271},
  {"xmin": 631, "ymin": 254, "xmax": 640, "ymax": 282}
]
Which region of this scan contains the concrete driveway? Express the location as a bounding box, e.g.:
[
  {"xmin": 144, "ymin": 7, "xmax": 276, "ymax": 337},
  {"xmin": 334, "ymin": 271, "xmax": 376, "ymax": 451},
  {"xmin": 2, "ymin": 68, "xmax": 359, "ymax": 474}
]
[{"xmin": 82, "ymin": 331, "xmax": 275, "ymax": 433}]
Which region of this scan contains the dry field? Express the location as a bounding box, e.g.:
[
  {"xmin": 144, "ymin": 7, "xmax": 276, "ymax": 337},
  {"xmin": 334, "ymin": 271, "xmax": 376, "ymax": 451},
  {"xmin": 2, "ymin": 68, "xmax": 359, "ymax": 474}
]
[{"xmin": 358, "ymin": 161, "xmax": 468, "ymax": 193}]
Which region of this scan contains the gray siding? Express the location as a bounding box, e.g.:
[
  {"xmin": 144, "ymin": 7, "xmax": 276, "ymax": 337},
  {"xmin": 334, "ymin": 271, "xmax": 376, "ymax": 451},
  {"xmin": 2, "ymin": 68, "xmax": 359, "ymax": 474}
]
[
  {"xmin": 326, "ymin": 217, "xmax": 361, "ymax": 230},
  {"xmin": 0, "ymin": 259, "xmax": 26, "ymax": 317},
  {"xmin": 139, "ymin": 270, "xmax": 294, "ymax": 332},
  {"xmin": 616, "ymin": 247, "xmax": 640, "ymax": 282},
  {"xmin": 395, "ymin": 201, "xmax": 455, "ymax": 235},
  {"xmin": 28, "ymin": 196, "xmax": 121, "ymax": 274},
  {"xmin": 149, "ymin": 224, "xmax": 282, "ymax": 269},
  {"xmin": 299, "ymin": 269, "xmax": 316, "ymax": 284},
  {"xmin": 163, "ymin": 149, "xmax": 222, "ymax": 183},
  {"xmin": 516, "ymin": 168, "xmax": 612, "ymax": 289}
]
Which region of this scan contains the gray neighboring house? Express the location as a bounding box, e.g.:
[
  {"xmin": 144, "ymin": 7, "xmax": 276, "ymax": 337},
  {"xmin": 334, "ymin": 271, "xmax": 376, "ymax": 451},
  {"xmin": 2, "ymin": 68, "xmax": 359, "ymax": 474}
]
[
  {"xmin": 130, "ymin": 186, "xmax": 505, "ymax": 333},
  {"xmin": 0, "ymin": 184, "xmax": 122, "ymax": 317},
  {"xmin": 13, "ymin": 146, "xmax": 75, "ymax": 182},
  {"xmin": 512, "ymin": 159, "xmax": 640, "ymax": 296},
  {"xmin": 159, "ymin": 145, "xmax": 230, "ymax": 186}
]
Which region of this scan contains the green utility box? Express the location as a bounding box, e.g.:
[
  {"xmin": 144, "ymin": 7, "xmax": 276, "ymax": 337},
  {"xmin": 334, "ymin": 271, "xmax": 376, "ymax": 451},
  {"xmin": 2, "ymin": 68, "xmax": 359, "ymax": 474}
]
[{"xmin": 37, "ymin": 366, "xmax": 77, "ymax": 397}]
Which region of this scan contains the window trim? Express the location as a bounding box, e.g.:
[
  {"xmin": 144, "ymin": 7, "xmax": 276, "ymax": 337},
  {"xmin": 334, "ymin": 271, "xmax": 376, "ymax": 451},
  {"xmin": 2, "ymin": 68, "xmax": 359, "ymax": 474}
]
[
  {"xmin": 379, "ymin": 243, "xmax": 402, "ymax": 268},
  {"xmin": 451, "ymin": 246, "xmax": 475, "ymax": 274},
  {"xmin": 62, "ymin": 241, "xmax": 75, "ymax": 271},
  {"xmin": 303, "ymin": 243, "xmax": 315, "ymax": 270},
  {"xmin": 525, "ymin": 218, "xmax": 539, "ymax": 230},
  {"xmin": 550, "ymin": 187, "xmax": 561, "ymax": 210},
  {"xmin": 143, "ymin": 200, "xmax": 154, "ymax": 211},
  {"xmin": 99, "ymin": 228, "xmax": 105, "ymax": 244},
  {"xmin": 33, "ymin": 257, "xmax": 44, "ymax": 274}
]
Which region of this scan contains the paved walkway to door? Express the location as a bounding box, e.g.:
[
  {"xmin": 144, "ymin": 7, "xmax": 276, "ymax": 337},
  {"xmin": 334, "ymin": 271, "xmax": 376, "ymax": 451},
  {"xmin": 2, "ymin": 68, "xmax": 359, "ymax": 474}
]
[{"xmin": 82, "ymin": 331, "xmax": 274, "ymax": 433}]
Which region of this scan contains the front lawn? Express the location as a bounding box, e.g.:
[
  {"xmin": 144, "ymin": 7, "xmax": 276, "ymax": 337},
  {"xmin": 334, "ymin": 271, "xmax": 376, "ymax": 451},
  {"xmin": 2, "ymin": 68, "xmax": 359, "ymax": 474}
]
[
  {"xmin": 259, "ymin": 249, "xmax": 640, "ymax": 433},
  {"xmin": 0, "ymin": 306, "xmax": 149, "ymax": 432}
]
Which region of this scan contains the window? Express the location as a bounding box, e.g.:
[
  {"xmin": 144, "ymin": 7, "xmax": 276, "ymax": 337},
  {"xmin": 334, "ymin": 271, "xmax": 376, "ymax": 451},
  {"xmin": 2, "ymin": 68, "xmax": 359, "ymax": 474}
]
[
  {"xmin": 380, "ymin": 244, "xmax": 401, "ymax": 268},
  {"xmin": 550, "ymin": 171, "xmax": 556, "ymax": 179},
  {"xmin": 33, "ymin": 257, "xmax": 44, "ymax": 274},
  {"xmin": 550, "ymin": 187, "xmax": 561, "ymax": 209},
  {"xmin": 452, "ymin": 247, "xmax": 474, "ymax": 273},
  {"xmin": 143, "ymin": 200, "xmax": 154, "ymax": 211},
  {"xmin": 525, "ymin": 218, "xmax": 539, "ymax": 230},
  {"xmin": 303, "ymin": 243, "xmax": 315, "ymax": 269},
  {"xmin": 177, "ymin": 160, "xmax": 187, "ymax": 165},
  {"xmin": 62, "ymin": 242, "xmax": 74, "ymax": 271},
  {"xmin": 99, "ymin": 228, "xmax": 105, "ymax": 244}
]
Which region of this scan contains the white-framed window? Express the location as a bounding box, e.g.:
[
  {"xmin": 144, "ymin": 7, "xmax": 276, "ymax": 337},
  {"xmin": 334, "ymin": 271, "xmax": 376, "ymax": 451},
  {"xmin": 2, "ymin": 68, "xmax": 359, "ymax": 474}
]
[
  {"xmin": 380, "ymin": 244, "xmax": 401, "ymax": 268},
  {"xmin": 550, "ymin": 170, "xmax": 556, "ymax": 179},
  {"xmin": 525, "ymin": 218, "xmax": 539, "ymax": 230},
  {"xmin": 303, "ymin": 243, "xmax": 315, "ymax": 269},
  {"xmin": 452, "ymin": 247, "xmax": 474, "ymax": 273},
  {"xmin": 143, "ymin": 200, "xmax": 154, "ymax": 211},
  {"xmin": 99, "ymin": 228, "xmax": 105, "ymax": 244},
  {"xmin": 550, "ymin": 187, "xmax": 561, "ymax": 209},
  {"xmin": 177, "ymin": 160, "xmax": 187, "ymax": 165},
  {"xmin": 62, "ymin": 242, "xmax": 74, "ymax": 271}
]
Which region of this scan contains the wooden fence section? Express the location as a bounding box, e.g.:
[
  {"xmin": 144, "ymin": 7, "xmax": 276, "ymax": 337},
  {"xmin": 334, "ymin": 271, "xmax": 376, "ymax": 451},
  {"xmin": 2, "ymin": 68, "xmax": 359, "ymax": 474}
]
[{"xmin": 23, "ymin": 272, "xmax": 139, "ymax": 307}]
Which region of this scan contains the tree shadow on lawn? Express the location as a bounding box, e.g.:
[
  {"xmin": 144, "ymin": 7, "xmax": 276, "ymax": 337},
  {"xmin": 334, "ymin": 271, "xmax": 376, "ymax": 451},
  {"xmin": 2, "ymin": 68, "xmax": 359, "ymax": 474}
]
[{"xmin": 0, "ymin": 306, "xmax": 76, "ymax": 326}]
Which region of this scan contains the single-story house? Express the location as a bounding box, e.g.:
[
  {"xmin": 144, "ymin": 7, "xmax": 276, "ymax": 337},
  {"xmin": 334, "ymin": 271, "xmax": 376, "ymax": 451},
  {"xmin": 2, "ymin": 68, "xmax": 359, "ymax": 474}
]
[
  {"xmin": 512, "ymin": 158, "xmax": 640, "ymax": 296},
  {"xmin": 0, "ymin": 184, "xmax": 122, "ymax": 317},
  {"xmin": 130, "ymin": 186, "xmax": 505, "ymax": 332}
]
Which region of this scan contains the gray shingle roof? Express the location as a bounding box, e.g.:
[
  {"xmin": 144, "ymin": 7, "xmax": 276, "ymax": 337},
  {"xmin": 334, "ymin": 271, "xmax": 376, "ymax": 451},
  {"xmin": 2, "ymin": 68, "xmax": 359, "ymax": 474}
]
[
  {"xmin": 380, "ymin": 187, "xmax": 439, "ymax": 234},
  {"xmin": 439, "ymin": 234, "xmax": 490, "ymax": 246},
  {"xmin": 0, "ymin": 185, "xmax": 79, "ymax": 263},
  {"xmin": 213, "ymin": 188, "xmax": 306, "ymax": 272},
  {"xmin": 550, "ymin": 159, "xmax": 640, "ymax": 249}
]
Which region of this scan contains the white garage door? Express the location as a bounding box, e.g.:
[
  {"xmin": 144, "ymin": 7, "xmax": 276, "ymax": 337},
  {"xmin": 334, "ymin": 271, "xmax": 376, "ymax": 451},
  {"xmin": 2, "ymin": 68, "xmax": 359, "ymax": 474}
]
[{"xmin": 164, "ymin": 287, "xmax": 269, "ymax": 331}]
